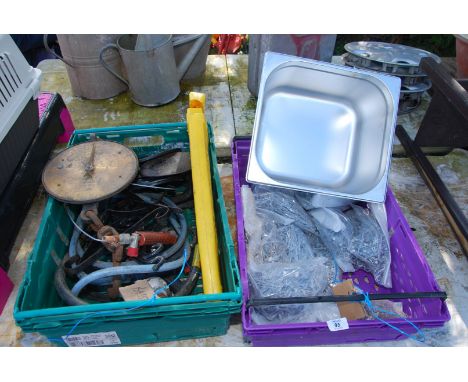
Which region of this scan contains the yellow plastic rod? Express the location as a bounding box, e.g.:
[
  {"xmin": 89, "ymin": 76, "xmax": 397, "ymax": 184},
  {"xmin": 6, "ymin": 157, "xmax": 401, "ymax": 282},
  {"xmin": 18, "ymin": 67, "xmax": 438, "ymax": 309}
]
[{"xmin": 186, "ymin": 92, "xmax": 222, "ymax": 294}]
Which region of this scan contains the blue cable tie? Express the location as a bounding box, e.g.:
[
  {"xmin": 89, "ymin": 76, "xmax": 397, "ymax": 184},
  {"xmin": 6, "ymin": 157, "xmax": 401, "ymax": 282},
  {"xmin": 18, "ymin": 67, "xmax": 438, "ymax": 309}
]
[{"xmin": 357, "ymin": 287, "xmax": 425, "ymax": 344}]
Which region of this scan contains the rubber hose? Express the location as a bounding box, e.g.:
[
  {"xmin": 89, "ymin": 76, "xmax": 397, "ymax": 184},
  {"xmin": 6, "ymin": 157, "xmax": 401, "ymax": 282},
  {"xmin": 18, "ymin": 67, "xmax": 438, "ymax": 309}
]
[
  {"xmin": 159, "ymin": 198, "xmax": 187, "ymax": 260},
  {"xmin": 54, "ymin": 262, "xmax": 87, "ymax": 306},
  {"xmin": 71, "ymin": 255, "xmax": 185, "ymax": 297},
  {"xmin": 170, "ymin": 179, "xmax": 193, "ymax": 204},
  {"xmin": 77, "ymin": 270, "xmax": 160, "ymax": 287},
  {"xmin": 89, "ymin": 237, "xmax": 185, "ymax": 278},
  {"xmin": 93, "ymin": 260, "xmax": 139, "ymax": 268},
  {"xmin": 164, "ymin": 238, "xmax": 187, "ymax": 261},
  {"xmin": 173, "ymin": 244, "xmax": 200, "ymax": 296},
  {"xmin": 64, "ymin": 246, "xmax": 106, "ymax": 276}
]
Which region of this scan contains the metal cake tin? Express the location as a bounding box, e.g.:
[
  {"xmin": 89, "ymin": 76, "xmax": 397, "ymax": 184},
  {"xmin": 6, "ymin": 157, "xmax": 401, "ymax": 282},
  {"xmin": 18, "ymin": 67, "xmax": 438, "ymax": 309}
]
[
  {"xmin": 342, "ymin": 53, "xmax": 429, "ymax": 85},
  {"xmin": 246, "ymin": 52, "xmax": 401, "ymax": 203},
  {"xmin": 344, "ymin": 41, "xmax": 441, "ymax": 75}
]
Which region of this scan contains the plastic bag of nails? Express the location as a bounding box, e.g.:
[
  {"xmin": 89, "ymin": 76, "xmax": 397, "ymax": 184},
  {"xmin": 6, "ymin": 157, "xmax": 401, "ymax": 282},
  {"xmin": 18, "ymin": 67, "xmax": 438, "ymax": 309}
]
[
  {"xmin": 250, "ymin": 302, "xmax": 341, "ymax": 325},
  {"xmin": 254, "ymin": 216, "xmax": 317, "ymax": 263},
  {"xmin": 309, "ymin": 208, "xmax": 355, "ymax": 273},
  {"xmin": 241, "ymin": 185, "xmax": 264, "ymax": 255},
  {"xmin": 242, "ymin": 186, "xmax": 326, "ymax": 263},
  {"xmin": 309, "ymin": 205, "xmax": 392, "ymax": 287},
  {"xmin": 241, "ymin": 186, "xmax": 324, "ymax": 263},
  {"xmin": 248, "ymin": 259, "xmax": 336, "ymax": 323},
  {"xmin": 252, "ymin": 186, "xmax": 318, "ymax": 234},
  {"xmin": 347, "ymin": 205, "xmax": 392, "ymax": 288}
]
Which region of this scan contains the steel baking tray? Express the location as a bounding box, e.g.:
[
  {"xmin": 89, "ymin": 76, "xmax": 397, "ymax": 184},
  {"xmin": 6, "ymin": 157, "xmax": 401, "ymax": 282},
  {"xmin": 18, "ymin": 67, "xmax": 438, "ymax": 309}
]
[{"xmin": 246, "ymin": 52, "xmax": 401, "ymax": 203}]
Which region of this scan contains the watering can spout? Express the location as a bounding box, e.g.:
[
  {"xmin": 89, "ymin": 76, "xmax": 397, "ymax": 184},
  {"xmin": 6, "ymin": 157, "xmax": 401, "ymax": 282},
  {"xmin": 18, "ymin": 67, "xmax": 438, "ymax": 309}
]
[{"xmin": 176, "ymin": 35, "xmax": 211, "ymax": 81}]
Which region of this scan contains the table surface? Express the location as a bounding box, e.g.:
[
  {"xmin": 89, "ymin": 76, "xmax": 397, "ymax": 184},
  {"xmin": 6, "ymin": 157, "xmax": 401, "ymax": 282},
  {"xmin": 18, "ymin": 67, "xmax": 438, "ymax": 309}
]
[{"xmin": 0, "ymin": 55, "xmax": 467, "ymax": 347}]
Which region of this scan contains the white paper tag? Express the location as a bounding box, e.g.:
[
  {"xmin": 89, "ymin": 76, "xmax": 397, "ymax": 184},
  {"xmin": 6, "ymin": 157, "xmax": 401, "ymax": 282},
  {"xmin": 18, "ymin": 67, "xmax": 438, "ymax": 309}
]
[
  {"xmin": 62, "ymin": 331, "xmax": 121, "ymax": 347},
  {"xmin": 327, "ymin": 317, "xmax": 349, "ymax": 332}
]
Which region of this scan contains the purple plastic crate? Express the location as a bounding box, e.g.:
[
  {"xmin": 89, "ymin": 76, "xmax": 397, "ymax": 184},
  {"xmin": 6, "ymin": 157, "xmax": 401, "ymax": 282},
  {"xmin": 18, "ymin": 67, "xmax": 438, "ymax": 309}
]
[{"xmin": 232, "ymin": 137, "xmax": 450, "ymax": 346}]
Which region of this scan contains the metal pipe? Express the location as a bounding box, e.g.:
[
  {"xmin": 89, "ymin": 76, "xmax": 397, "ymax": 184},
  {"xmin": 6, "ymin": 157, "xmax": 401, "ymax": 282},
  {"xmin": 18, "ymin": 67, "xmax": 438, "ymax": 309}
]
[
  {"xmin": 54, "ymin": 264, "xmax": 87, "ymax": 306},
  {"xmin": 247, "ymin": 291, "xmax": 448, "ymax": 308}
]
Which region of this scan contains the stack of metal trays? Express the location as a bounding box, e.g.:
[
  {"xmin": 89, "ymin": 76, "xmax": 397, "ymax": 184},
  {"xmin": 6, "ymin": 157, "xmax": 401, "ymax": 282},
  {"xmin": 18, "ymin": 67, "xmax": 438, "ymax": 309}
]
[{"xmin": 343, "ymin": 41, "xmax": 441, "ymax": 114}]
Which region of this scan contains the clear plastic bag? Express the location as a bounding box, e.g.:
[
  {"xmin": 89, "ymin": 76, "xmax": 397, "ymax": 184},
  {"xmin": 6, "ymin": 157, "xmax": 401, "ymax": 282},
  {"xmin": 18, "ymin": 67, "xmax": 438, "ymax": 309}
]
[
  {"xmin": 369, "ymin": 202, "xmax": 390, "ymax": 244},
  {"xmin": 251, "ymin": 302, "xmax": 341, "ymax": 324},
  {"xmin": 295, "ymin": 191, "xmax": 353, "ymax": 210},
  {"xmin": 304, "ymin": 231, "xmax": 331, "ymax": 259},
  {"xmin": 346, "ymin": 205, "xmax": 392, "ymax": 288},
  {"xmin": 248, "ymin": 258, "xmax": 332, "ymax": 323},
  {"xmin": 309, "ymin": 208, "xmax": 355, "ymax": 273},
  {"xmin": 366, "ymin": 300, "xmax": 406, "ymax": 319},
  {"xmin": 304, "ymin": 302, "xmax": 341, "ymax": 323},
  {"xmin": 253, "ymin": 186, "xmax": 318, "ymax": 234},
  {"xmin": 242, "ymin": 186, "xmax": 318, "ymax": 264},
  {"xmin": 309, "ymin": 204, "xmax": 392, "ymax": 287},
  {"xmin": 254, "ymin": 216, "xmax": 317, "ymax": 263},
  {"xmin": 241, "ymin": 185, "xmax": 264, "ymax": 255}
]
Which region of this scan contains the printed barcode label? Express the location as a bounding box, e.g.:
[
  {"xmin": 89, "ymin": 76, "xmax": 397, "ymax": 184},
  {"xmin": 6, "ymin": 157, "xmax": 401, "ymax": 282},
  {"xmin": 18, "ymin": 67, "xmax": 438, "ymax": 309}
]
[
  {"xmin": 326, "ymin": 317, "xmax": 349, "ymax": 332},
  {"xmin": 62, "ymin": 331, "xmax": 121, "ymax": 347}
]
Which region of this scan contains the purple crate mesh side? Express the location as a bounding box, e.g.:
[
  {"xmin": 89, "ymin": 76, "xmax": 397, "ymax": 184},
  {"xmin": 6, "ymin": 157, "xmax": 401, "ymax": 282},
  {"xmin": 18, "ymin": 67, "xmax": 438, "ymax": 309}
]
[{"xmin": 231, "ymin": 138, "xmax": 450, "ymax": 346}]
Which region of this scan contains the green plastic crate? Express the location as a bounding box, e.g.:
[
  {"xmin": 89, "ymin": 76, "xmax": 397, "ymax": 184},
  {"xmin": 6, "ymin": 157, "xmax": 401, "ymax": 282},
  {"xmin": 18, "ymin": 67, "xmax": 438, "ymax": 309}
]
[{"xmin": 14, "ymin": 122, "xmax": 241, "ymax": 346}]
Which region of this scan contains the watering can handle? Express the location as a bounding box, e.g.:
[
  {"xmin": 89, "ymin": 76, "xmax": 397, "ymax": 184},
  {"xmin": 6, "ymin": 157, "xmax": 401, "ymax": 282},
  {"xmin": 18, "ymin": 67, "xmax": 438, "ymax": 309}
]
[
  {"xmin": 177, "ymin": 35, "xmax": 211, "ymax": 81},
  {"xmin": 99, "ymin": 44, "xmax": 129, "ymax": 86},
  {"xmin": 43, "ymin": 34, "xmax": 74, "ymax": 67}
]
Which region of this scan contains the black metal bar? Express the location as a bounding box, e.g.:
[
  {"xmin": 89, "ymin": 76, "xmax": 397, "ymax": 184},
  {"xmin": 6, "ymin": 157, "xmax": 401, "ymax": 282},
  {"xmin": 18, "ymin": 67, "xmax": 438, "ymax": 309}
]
[
  {"xmin": 396, "ymin": 125, "xmax": 468, "ymax": 257},
  {"xmin": 247, "ymin": 291, "xmax": 447, "ymax": 308}
]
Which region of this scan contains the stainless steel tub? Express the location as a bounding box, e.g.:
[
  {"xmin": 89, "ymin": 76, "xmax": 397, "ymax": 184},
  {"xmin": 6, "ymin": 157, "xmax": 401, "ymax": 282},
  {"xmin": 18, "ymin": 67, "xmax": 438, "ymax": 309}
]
[{"xmin": 246, "ymin": 52, "xmax": 401, "ymax": 203}]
